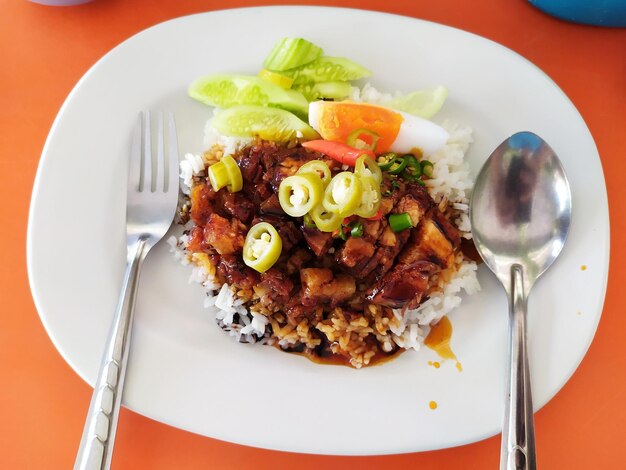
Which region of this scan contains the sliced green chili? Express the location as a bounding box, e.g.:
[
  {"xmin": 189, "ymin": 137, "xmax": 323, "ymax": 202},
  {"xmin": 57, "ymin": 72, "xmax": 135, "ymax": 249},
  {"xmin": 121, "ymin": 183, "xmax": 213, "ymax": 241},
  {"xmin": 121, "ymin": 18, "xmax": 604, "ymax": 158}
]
[
  {"xmin": 346, "ymin": 128, "xmax": 380, "ymax": 151},
  {"xmin": 310, "ymin": 204, "xmax": 343, "ymax": 232},
  {"xmin": 322, "ymin": 172, "xmax": 363, "ymax": 216},
  {"xmin": 297, "ymin": 160, "xmax": 332, "ymax": 187},
  {"xmin": 355, "ymin": 155, "xmax": 383, "ymax": 185},
  {"xmin": 377, "ymin": 152, "xmax": 398, "ymax": 170},
  {"xmin": 387, "ymin": 156, "xmax": 408, "ymax": 175},
  {"xmin": 278, "ymin": 173, "xmax": 324, "ymax": 217},
  {"xmin": 401, "ymin": 155, "xmax": 422, "ymax": 180},
  {"xmin": 243, "ymin": 222, "xmax": 282, "ymax": 273},
  {"xmin": 355, "ymin": 175, "xmax": 382, "ymax": 218},
  {"xmin": 421, "ymin": 160, "xmax": 434, "ymax": 178},
  {"xmin": 208, "ymin": 155, "xmax": 243, "ymax": 193}
]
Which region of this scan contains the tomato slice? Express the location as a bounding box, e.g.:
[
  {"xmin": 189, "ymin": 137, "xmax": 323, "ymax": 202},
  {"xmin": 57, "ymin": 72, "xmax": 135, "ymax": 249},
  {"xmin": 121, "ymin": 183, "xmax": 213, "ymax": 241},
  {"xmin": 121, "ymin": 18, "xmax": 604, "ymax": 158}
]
[{"xmin": 302, "ymin": 140, "xmax": 375, "ymax": 166}]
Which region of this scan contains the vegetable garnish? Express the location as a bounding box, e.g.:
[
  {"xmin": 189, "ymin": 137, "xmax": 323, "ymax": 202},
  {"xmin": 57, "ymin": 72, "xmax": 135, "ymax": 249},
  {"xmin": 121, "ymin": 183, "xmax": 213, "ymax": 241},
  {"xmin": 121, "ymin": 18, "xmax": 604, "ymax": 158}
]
[
  {"xmin": 208, "ymin": 155, "xmax": 243, "ymax": 192},
  {"xmin": 384, "ymin": 85, "xmax": 448, "ymax": 119},
  {"xmin": 297, "ymin": 160, "xmax": 332, "ymax": 186},
  {"xmin": 355, "ymin": 175, "xmax": 382, "ymax": 218},
  {"xmin": 421, "ymin": 160, "xmax": 434, "ymax": 178},
  {"xmin": 303, "ymin": 213, "xmax": 317, "ymax": 228},
  {"xmin": 387, "ymin": 156, "xmax": 409, "ymax": 175},
  {"xmin": 263, "ymin": 37, "xmax": 323, "ymax": 72},
  {"xmin": 189, "ymin": 37, "xmax": 450, "ymax": 151},
  {"xmin": 382, "ymin": 179, "xmax": 401, "ymax": 197},
  {"xmin": 188, "ymin": 74, "xmax": 309, "ymax": 116},
  {"xmin": 301, "ymin": 140, "xmax": 375, "ymax": 166},
  {"xmin": 309, "ymin": 203, "xmax": 343, "ymax": 232},
  {"xmin": 278, "ymin": 173, "xmax": 324, "ymax": 217},
  {"xmin": 377, "ymin": 152, "xmax": 398, "ymax": 170},
  {"xmin": 400, "ymin": 155, "xmax": 422, "ymax": 181},
  {"xmin": 243, "ymin": 222, "xmax": 282, "ymax": 273},
  {"xmin": 346, "ymin": 128, "xmax": 380, "ymax": 152},
  {"xmin": 388, "ymin": 212, "xmax": 413, "ymax": 232},
  {"xmin": 212, "ymin": 105, "xmax": 319, "ymax": 142},
  {"xmin": 281, "ymin": 56, "xmax": 371, "ymax": 85},
  {"xmin": 349, "ymin": 220, "xmax": 364, "ymax": 238},
  {"xmin": 322, "ymin": 172, "xmax": 363, "ymax": 216},
  {"xmin": 308, "ymin": 100, "xmax": 449, "ymax": 155},
  {"xmin": 338, "ymin": 225, "xmax": 350, "ymax": 240},
  {"xmin": 258, "ymin": 68, "xmax": 294, "ymax": 89},
  {"xmin": 355, "ymin": 155, "xmax": 383, "ymax": 184},
  {"xmin": 293, "ymin": 81, "xmax": 351, "ymax": 101}
]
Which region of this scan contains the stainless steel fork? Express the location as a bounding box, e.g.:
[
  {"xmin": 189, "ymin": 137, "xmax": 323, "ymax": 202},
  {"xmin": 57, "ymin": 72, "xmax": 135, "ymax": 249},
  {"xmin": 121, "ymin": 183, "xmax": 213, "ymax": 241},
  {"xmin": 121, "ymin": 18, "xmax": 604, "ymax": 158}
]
[{"xmin": 75, "ymin": 111, "xmax": 179, "ymax": 470}]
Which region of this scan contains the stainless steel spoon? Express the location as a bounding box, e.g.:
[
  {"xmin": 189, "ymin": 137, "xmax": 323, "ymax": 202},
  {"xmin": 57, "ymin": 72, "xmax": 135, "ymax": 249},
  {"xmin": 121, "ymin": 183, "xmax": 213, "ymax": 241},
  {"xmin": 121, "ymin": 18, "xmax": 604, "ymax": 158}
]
[{"xmin": 470, "ymin": 132, "xmax": 572, "ymax": 470}]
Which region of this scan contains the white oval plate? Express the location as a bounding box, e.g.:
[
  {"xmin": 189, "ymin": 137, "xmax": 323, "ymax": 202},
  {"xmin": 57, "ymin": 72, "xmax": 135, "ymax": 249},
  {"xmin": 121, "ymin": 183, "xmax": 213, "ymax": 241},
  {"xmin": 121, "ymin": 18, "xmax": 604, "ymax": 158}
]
[{"xmin": 27, "ymin": 7, "xmax": 609, "ymax": 455}]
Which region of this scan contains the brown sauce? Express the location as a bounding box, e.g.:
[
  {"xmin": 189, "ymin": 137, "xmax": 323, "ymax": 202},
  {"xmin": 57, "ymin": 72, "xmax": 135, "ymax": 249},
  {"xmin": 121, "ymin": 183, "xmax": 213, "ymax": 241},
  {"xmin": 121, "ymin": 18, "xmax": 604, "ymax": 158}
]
[
  {"xmin": 460, "ymin": 238, "xmax": 483, "ymax": 264},
  {"xmin": 276, "ymin": 342, "xmax": 405, "ymax": 367},
  {"xmin": 425, "ymin": 316, "xmax": 462, "ymax": 372}
]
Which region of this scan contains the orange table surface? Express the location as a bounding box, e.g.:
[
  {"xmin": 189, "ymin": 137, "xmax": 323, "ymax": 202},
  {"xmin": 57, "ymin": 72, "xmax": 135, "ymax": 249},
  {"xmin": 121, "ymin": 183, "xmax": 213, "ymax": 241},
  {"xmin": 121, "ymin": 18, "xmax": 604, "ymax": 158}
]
[{"xmin": 2, "ymin": 0, "xmax": 625, "ymax": 468}]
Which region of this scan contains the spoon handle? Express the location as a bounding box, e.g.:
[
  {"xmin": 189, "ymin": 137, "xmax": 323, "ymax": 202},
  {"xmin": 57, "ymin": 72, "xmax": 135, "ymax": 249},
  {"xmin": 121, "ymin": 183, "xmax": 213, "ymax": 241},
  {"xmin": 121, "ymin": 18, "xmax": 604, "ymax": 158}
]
[{"xmin": 501, "ymin": 264, "xmax": 536, "ymax": 470}]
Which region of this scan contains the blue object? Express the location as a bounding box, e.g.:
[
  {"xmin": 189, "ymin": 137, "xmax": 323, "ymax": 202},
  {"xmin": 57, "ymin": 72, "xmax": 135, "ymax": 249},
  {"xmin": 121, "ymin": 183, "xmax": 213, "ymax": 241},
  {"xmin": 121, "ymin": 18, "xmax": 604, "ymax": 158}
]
[{"xmin": 529, "ymin": 0, "xmax": 626, "ymax": 27}]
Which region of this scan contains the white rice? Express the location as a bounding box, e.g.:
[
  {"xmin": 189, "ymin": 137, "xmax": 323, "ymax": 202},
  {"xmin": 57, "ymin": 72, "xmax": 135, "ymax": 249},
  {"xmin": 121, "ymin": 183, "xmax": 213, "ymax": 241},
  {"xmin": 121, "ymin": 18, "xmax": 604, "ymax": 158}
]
[{"xmin": 173, "ymin": 83, "xmax": 480, "ymax": 357}]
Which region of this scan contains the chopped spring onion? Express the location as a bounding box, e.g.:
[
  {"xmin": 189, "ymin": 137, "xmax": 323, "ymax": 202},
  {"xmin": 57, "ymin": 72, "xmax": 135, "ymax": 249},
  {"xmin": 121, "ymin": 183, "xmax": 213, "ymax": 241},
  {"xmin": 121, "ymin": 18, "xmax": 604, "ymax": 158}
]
[
  {"xmin": 388, "ymin": 212, "xmax": 413, "ymax": 232},
  {"xmin": 350, "ymin": 220, "xmax": 364, "ymax": 238},
  {"xmin": 338, "ymin": 226, "xmax": 349, "ymax": 240}
]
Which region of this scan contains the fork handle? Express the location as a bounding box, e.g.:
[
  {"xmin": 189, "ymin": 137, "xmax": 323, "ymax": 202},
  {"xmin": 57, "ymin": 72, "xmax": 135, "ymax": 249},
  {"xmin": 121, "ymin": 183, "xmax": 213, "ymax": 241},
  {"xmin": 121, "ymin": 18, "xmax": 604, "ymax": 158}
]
[{"xmin": 74, "ymin": 237, "xmax": 148, "ymax": 470}]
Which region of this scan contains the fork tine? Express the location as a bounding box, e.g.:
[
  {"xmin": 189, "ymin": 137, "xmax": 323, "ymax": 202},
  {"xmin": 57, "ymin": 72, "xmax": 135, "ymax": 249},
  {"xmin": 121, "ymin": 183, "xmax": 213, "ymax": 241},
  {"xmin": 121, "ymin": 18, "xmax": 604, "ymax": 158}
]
[
  {"xmin": 167, "ymin": 112, "xmax": 179, "ymax": 193},
  {"xmin": 155, "ymin": 111, "xmax": 165, "ymax": 192},
  {"xmin": 129, "ymin": 113, "xmax": 142, "ymax": 192},
  {"xmin": 143, "ymin": 111, "xmax": 152, "ymax": 192}
]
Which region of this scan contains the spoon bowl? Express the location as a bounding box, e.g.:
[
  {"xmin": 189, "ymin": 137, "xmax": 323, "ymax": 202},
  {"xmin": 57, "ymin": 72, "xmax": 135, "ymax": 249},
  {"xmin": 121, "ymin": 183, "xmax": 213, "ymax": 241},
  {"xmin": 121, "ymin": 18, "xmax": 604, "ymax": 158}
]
[{"xmin": 470, "ymin": 131, "xmax": 572, "ymax": 470}]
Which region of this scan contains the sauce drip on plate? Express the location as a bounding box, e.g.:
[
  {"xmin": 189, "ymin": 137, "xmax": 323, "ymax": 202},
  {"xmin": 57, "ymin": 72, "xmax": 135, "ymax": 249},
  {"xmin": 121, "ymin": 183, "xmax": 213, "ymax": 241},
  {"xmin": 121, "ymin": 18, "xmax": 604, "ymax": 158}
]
[{"xmin": 425, "ymin": 316, "xmax": 462, "ymax": 372}]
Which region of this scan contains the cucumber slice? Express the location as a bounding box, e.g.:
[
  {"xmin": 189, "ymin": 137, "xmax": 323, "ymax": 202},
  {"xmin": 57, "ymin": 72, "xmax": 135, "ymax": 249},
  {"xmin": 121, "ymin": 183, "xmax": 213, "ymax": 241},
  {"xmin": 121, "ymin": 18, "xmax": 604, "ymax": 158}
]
[
  {"xmin": 258, "ymin": 68, "xmax": 294, "ymax": 89},
  {"xmin": 212, "ymin": 105, "xmax": 319, "ymax": 142},
  {"xmin": 188, "ymin": 74, "xmax": 308, "ymax": 116},
  {"xmin": 263, "ymin": 37, "xmax": 323, "ymax": 72},
  {"xmin": 294, "ymin": 81, "xmax": 352, "ymax": 101},
  {"xmin": 385, "ymin": 86, "xmax": 448, "ymax": 119},
  {"xmin": 283, "ymin": 57, "xmax": 371, "ymax": 85}
]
